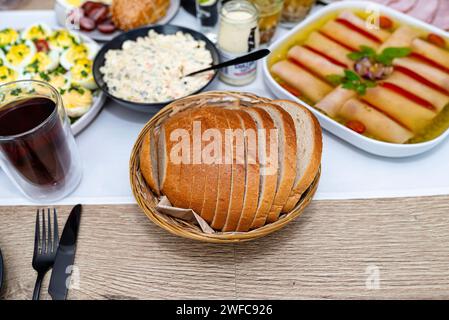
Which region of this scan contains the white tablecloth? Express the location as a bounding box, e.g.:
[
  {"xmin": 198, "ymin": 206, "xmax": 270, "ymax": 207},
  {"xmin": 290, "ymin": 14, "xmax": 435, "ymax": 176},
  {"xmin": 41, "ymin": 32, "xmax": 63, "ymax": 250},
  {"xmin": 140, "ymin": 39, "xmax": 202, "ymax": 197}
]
[{"xmin": 1, "ymin": 8, "xmax": 449, "ymax": 205}]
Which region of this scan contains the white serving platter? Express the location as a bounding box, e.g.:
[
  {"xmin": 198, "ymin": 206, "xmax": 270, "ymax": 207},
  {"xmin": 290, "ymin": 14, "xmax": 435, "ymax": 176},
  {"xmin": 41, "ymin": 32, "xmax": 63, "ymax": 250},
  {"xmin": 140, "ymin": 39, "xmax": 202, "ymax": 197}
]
[
  {"xmin": 54, "ymin": 0, "xmax": 181, "ymax": 42},
  {"xmin": 263, "ymin": 0, "xmax": 449, "ymax": 158},
  {"xmin": 0, "ymin": 12, "xmax": 107, "ymax": 136}
]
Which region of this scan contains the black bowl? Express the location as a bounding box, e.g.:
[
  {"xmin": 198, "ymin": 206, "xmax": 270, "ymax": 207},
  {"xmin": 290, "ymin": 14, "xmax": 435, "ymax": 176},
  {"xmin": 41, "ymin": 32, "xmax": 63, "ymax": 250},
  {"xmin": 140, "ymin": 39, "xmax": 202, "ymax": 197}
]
[{"xmin": 93, "ymin": 24, "xmax": 220, "ymax": 113}]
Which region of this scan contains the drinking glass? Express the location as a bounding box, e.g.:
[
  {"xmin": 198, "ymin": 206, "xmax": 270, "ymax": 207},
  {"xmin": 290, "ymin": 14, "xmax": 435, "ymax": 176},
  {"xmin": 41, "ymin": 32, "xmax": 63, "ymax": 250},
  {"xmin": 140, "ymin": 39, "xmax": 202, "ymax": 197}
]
[
  {"xmin": 196, "ymin": 0, "xmax": 220, "ymax": 43},
  {"xmin": 0, "ymin": 80, "xmax": 82, "ymax": 202},
  {"xmin": 250, "ymin": 0, "xmax": 284, "ymax": 45},
  {"xmin": 281, "ymin": 0, "xmax": 316, "ymax": 28}
]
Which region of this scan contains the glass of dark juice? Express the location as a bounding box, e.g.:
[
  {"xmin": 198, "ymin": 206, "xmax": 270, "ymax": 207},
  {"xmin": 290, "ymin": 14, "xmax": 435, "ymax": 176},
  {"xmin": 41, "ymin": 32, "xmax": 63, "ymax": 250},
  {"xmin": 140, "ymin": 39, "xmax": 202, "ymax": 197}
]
[{"xmin": 0, "ymin": 80, "xmax": 82, "ymax": 202}]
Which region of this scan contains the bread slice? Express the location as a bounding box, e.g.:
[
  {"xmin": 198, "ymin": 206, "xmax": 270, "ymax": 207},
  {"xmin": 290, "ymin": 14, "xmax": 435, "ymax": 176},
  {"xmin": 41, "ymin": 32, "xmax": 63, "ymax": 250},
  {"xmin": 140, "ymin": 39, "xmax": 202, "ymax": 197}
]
[
  {"xmin": 233, "ymin": 109, "xmax": 260, "ymax": 232},
  {"xmin": 254, "ymin": 103, "xmax": 297, "ymax": 223},
  {"xmin": 222, "ymin": 109, "xmax": 246, "ymax": 232},
  {"xmin": 242, "ymin": 107, "xmax": 278, "ymax": 229},
  {"xmin": 140, "ymin": 127, "xmax": 160, "ymax": 195},
  {"xmin": 159, "ymin": 109, "xmax": 191, "ymax": 207},
  {"xmin": 211, "ymin": 107, "xmax": 233, "ymax": 230},
  {"xmin": 274, "ymin": 100, "xmax": 322, "ymax": 213},
  {"xmin": 198, "ymin": 109, "xmax": 219, "ymax": 223},
  {"xmin": 182, "ymin": 108, "xmax": 214, "ymax": 215}
]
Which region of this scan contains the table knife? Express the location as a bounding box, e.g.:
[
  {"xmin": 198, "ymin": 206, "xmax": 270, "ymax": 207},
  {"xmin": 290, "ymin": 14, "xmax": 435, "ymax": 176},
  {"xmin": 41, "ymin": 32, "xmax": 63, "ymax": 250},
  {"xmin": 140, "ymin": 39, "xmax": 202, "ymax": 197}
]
[{"xmin": 48, "ymin": 204, "xmax": 82, "ymax": 300}]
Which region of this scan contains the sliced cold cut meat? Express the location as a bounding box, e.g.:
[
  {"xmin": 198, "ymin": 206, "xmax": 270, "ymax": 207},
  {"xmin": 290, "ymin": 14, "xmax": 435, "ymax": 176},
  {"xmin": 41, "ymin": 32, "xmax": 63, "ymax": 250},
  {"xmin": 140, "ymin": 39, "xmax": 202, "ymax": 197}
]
[
  {"xmin": 405, "ymin": 0, "xmax": 439, "ymax": 23},
  {"xmin": 390, "ymin": 0, "xmax": 417, "ymax": 12},
  {"xmin": 98, "ymin": 20, "xmax": 117, "ymax": 34},
  {"xmin": 79, "ymin": 17, "xmax": 96, "ymax": 31},
  {"xmin": 433, "ymin": 0, "xmax": 449, "ymax": 30}
]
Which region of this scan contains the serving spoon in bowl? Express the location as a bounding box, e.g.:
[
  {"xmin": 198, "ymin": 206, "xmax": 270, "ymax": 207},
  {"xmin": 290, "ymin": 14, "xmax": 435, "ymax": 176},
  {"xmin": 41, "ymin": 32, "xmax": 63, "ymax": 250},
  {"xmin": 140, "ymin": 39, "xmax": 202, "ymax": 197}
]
[{"xmin": 183, "ymin": 48, "xmax": 271, "ymax": 78}]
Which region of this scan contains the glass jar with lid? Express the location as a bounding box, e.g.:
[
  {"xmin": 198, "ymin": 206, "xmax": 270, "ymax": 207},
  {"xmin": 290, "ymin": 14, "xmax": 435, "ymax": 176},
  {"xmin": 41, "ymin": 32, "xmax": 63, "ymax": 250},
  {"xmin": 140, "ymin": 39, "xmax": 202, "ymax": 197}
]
[
  {"xmin": 217, "ymin": 0, "xmax": 260, "ymax": 86},
  {"xmin": 250, "ymin": 0, "xmax": 284, "ymax": 45},
  {"xmin": 281, "ymin": 0, "xmax": 317, "ymax": 28}
]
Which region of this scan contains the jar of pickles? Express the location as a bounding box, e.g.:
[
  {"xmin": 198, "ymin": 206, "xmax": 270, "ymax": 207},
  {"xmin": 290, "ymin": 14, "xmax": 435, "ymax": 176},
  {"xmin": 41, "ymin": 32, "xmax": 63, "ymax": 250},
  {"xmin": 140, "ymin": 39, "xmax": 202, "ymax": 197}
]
[
  {"xmin": 250, "ymin": 0, "xmax": 284, "ymax": 45},
  {"xmin": 217, "ymin": 0, "xmax": 260, "ymax": 86},
  {"xmin": 281, "ymin": 0, "xmax": 316, "ymax": 28}
]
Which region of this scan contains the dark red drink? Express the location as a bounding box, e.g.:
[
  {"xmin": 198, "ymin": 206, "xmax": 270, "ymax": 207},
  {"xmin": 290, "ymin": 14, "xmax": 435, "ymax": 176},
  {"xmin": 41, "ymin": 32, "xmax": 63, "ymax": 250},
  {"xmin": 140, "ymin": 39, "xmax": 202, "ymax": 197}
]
[{"xmin": 0, "ymin": 97, "xmax": 71, "ymax": 187}]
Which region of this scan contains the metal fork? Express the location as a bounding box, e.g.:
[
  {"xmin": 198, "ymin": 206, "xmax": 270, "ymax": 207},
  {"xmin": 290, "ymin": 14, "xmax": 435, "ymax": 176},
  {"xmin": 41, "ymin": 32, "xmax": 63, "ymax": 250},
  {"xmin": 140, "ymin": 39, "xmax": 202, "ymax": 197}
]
[{"xmin": 32, "ymin": 208, "xmax": 59, "ymax": 300}]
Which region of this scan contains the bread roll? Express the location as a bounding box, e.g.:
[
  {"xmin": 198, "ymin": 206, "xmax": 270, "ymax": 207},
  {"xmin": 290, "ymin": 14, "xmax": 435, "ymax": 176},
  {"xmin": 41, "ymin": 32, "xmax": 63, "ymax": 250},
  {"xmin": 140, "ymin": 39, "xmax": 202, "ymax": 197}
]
[
  {"xmin": 320, "ymin": 20, "xmax": 380, "ymax": 51},
  {"xmin": 304, "ymin": 32, "xmax": 354, "ymax": 69},
  {"xmin": 363, "ymin": 86, "xmax": 436, "ymax": 132},
  {"xmin": 287, "ymin": 46, "xmax": 345, "ymax": 79}
]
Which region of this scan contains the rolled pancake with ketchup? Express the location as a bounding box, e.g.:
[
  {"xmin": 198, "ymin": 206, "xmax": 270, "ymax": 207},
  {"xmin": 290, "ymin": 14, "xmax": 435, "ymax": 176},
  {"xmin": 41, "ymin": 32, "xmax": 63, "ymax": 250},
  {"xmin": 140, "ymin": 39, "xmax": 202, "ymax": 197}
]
[
  {"xmin": 315, "ymin": 86, "xmax": 356, "ymax": 117},
  {"xmin": 320, "ymin": 20, "xmax": 380, "ymax": 51},
  {"xmin": 339, "ymin": 99, "xmax": 414, "ymax": 144},
  {"xmin": 304, "ymin": 32, "xmax": 354, "ymax": 68},
  {"xmin": 393, "ymin": 57, "xmax": 449, "ymax": 92},
  {"xmin": 271, "ymin": 60, "xmax": 333, "ymax": 103},
  {"xmin": 363, "ymin": 86, "xmax": 436, "ymax": 132},
  {"xmin": 387, "ymin": 72, "xmax": 449, "ymax": 112},
  {"xmin": 378, "ymin": 26, "xmax": 420, "ymax": 52},
  {"xmin": 338, "ymin": 11, "xmax": 391, "ymax": 42},
  {"xmin": 411, "ymin": 38, "xmax": 449, "ymax": 72},
  {"xmin": 287, "ymin": 46, "xmax": 345, "ymax": 79}
]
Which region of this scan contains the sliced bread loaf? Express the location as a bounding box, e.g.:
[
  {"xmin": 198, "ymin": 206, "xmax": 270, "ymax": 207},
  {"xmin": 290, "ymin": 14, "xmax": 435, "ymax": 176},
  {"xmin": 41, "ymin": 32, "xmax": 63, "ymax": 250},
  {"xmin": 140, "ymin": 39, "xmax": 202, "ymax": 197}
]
[
  {"xmin": 242, "ymin": 107, "xmax": 278, "ymax": 229},
  {"xmin": 274, "ymin": 100, "xmax": 322, "ymax": 213},
  {"xmin": 254, "ymin": 103, "xmax": 297, "ymax": 223}
]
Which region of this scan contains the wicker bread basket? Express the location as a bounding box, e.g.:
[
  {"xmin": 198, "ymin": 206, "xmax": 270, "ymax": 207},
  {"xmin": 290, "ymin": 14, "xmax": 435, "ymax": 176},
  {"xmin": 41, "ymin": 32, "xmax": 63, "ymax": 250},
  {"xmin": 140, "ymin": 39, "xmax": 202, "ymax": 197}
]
[{"xmin": 130, "ymin": 91, "xmax": 321, "ymax": 243}]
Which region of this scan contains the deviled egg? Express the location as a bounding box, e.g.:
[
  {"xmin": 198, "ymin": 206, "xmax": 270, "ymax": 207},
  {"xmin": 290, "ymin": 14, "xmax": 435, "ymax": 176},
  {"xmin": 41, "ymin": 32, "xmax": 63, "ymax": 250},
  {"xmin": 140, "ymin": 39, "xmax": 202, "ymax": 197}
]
[
  {"xmin": 60, "ymin": 43, "xmax": 98, "ymax": 70},
  {"xmin": 24, "ymin": 51, "xmax": 60, "ymax": 74},
  {"xmin": 70, "ymin": 58, "xmax": 97, "ymax": 90},
  {"xmin": 61, "ymin": 85, "xmax": 93, "ymax": 118},
  {"xmin": 5, "ymin": 41, "xmax": 36, "ymax": 70},
  {"xmin": 0, "ymin": 28, "xmax": 19, "ymax": 47},
  {"xmin": 48, "ymin": 29, "xmax": 80, "ymax": 52},
  {"xmin": 21, "ymin": 23, "xmax": 52, "ymax": 41},
  {"xmin": 0, "ymin": 65, "xmax": 19, "ymax": 84},
  {"xmin": 0, "ymin": 50, "xmax": 6, "ymax": 66},
  {"xmin": 29, "ymin": 70, "xmax": 70, "ymax": 92}
]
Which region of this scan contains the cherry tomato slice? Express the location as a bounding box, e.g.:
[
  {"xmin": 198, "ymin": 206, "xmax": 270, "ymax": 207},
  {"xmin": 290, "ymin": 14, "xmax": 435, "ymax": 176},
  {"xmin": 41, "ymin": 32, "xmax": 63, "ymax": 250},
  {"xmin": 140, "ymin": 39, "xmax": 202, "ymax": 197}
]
[
  {"xmin": 427, "ymin": 33, "xmax": 446, "ymax": 48},
  {"xmin": 346, "ymin": 120, "xmax": 366, "ymax": 134},
  {"xmin": 34, "ymin": 39, "xmax": 49, "ymax": 53},
  {"xmin": 280, "ymin": 83, "xmax": 301, "ymax": 97},
  {"xmin": 379, "ymin": 16, "xmax": 394, "ymax": 29}
]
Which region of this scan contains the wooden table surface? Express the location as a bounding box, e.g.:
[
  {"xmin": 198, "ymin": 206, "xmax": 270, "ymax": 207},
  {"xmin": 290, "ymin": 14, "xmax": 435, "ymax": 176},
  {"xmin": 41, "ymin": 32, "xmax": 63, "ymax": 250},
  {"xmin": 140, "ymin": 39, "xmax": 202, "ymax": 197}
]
[{"xmin": 1, "ymin": 0, "xmax": 449, "ymax": 300}]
